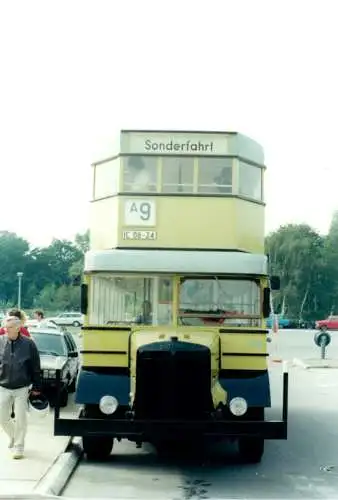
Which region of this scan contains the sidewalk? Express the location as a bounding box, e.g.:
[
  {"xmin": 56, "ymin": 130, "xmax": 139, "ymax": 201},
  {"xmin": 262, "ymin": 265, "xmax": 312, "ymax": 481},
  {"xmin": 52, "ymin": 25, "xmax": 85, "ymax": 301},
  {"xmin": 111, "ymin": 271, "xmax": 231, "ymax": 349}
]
[
  {"xmin": 0, "ymin": 412, "xmax": 70, "ymax": 496},
  {"xmin": 293, "ymin": 357, "xmax": 338, "ymax": 369}
]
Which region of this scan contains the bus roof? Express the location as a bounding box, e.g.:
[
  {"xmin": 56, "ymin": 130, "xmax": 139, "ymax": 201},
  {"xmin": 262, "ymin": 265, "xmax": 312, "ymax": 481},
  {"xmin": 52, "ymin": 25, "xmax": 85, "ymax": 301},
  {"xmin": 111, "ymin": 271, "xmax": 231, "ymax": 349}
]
[{"xmin": 84, "ymin": 249, "xmax": 268, "ymax": 276}]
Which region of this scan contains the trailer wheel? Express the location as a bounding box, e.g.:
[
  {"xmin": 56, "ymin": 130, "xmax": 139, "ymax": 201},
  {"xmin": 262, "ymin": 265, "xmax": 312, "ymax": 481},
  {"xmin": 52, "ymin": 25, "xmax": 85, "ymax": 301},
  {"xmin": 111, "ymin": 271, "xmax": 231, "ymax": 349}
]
[
  {"xmin": 82, "ymin": 436, "xmax": 114, "ymax": 461},
  {"xmin": 238, "ymin": 437, "xmax": 264, "ymax": 463}
]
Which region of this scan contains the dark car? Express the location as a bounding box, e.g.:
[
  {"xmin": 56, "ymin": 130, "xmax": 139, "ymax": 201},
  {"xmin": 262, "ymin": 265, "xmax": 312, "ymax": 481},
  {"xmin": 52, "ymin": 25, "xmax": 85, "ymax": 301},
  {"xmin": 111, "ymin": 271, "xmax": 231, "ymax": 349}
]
[{"xmin": 30, "ymin": 327, "xmax": 80, "ymax": 407}]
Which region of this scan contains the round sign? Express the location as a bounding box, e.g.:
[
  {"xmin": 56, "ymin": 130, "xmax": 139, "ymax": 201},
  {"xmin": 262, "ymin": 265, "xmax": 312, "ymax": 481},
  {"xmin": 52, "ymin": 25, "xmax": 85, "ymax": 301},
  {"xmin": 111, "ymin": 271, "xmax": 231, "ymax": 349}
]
[{"xmin": 314, "ymin": 331, "xmax": 331, "ymax": 348}]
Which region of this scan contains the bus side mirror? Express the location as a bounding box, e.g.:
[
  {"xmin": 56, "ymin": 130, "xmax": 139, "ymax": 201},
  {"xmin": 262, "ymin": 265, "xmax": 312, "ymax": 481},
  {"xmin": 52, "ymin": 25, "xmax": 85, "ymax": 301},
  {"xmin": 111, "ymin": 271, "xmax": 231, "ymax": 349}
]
[
  {"xmin": 263, "ymin": 288, "xmax": 271, "ymax": 318},
  {"xmin": 81, "ymin": 284, "xmax": 88, "ymax": 315},
  {"xmin": 72, "ymin": 275, "xmax": 81, "ymax": 286},
  {"xmin": 270, "ymin": 276, "xmax": 280, "ymax": 290}
]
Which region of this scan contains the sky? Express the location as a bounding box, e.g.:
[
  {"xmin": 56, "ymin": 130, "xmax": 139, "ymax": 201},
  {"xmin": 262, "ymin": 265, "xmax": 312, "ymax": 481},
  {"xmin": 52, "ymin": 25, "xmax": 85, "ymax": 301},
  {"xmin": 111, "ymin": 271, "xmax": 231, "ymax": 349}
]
[{"xmin": 0, "ymin": 0, "xmax": 337, "ymax": 247}]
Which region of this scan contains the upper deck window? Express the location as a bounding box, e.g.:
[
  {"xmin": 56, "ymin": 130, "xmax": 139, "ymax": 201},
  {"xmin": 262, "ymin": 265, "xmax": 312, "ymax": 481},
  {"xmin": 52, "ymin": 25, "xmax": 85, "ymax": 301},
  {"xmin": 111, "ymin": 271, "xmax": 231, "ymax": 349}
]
[
  {"xmin": 161, "ymin": 157, "xmax": 194, "ymax": 193},
  {"xmin": 197, "ymin": 158, "xmax": 232, "ymax": 194},
  {"xmin": 122, "ymin": 156, "xmax": 158, "ymax": 192},
  {"xmin": 238, "ymin": 162, "xmax": 262, "ymax": 201},
  {"xmin": 93, "ymin": 158, "xmax": 120, "ymax": 199}
]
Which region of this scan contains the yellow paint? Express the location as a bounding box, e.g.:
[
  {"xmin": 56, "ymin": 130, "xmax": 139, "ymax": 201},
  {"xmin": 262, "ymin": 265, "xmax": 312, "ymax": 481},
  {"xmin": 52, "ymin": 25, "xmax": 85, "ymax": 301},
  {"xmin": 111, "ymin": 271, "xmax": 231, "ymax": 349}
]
[
  {"xmin": 89, "ymin": 197, "xmax": 119, "ymax": 250},
  {"xmin": 82, "ymin": 328, "xmax": 129, "ymax": 367},
  {"xmin": 83, "ymin": 329, "xmax": 129, "ymax": 352},
  {"xmin": 81, "ymin": 324, "xmax": 267, "ymax": 406},
  {"xmin": 221, "ymin": 356, "xmax": 267, "ymax": 371},
  {"xmin": 221, "ymin": 331, "xmax": 268, "ymax": 370},
  {"xmin": 82, "ymin": 353, "xmax": 128, "ymax": 368},
  {"xmin": 84, "ymin": 130, "xmax": 271, "ymax": 412},
  {"xmin": 234, "ymin": 198, "xmax": 265, "ymax": 253},
  {"xmin": 89, "ymin": 196, "xmax": 264, "ymax": 253}
]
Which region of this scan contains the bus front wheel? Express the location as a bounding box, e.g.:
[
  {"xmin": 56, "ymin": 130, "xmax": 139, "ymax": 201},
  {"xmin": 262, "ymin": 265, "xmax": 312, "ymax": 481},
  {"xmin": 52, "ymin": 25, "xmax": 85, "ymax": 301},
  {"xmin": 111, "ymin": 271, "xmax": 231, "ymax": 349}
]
[
  {"xmin": 238, "ymin": 437, "xmax": 264, "ymax": 463},
  {"xmin": 81, "ymin": 405, "xmax": 114, "ymax": 460},
  {"xmin": 82, "ymin": 436, "xmax": 114, "ymax": 460}
]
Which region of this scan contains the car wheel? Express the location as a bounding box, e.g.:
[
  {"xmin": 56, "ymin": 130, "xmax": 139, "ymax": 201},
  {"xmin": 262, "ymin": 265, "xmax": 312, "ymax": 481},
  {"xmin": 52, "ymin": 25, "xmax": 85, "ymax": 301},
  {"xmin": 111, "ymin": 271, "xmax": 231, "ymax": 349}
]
[
  {"xmin": 59, "ymin": 387, "xmax": 69, "ymax": 407},
  {"xmin": 73, "ymin": 321, "xmax": 80, "ymax": 327},
  {"xmin": 68, "ymin": 373, "xmax": 78, "ymax": 393}
]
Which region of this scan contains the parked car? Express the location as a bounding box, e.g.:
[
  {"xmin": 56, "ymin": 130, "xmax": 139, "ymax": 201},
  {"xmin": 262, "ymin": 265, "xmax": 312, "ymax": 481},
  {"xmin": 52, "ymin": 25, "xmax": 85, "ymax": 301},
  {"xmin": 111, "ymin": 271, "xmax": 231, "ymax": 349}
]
[
  {"xmin": 45, "ymin": 312, "xmax": 84, "ymax": 327},
  {"xmin": 26, "ymin": 319, "xmax": 59, "ymax": 329},
  {"xmin": 315, "ymin": 315, "xmax": 338, "ymax": 331},
  {"xmin": 30, "ymin": 327, "xmax": 80, "ymax": 407},
  {"xmin": 266, "ymin": 315, "xmax": 291, "ymax": 329}
]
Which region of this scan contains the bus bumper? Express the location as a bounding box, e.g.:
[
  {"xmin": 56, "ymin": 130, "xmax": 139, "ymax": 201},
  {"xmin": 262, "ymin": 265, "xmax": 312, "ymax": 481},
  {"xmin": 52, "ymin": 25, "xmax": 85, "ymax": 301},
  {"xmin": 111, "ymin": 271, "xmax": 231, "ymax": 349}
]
[{"xmin": 53, "ymin": 368, "xmax": 288, "ymax": 441}]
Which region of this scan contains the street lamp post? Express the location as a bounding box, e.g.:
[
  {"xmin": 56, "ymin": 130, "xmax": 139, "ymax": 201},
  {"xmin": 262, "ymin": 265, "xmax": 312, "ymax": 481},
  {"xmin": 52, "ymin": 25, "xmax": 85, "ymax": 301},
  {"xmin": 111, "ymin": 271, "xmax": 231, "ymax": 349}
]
[{"xmin": 17, "ymin": 272, "xmax": 23, "ymax": 309}]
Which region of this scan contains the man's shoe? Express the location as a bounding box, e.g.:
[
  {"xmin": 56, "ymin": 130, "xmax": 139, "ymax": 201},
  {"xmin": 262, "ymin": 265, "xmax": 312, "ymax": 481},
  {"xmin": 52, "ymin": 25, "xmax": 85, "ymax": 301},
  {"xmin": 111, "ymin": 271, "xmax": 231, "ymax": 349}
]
[{"xmin": 12, "ymin": 448, "xmax": 24, "ymax": 459}]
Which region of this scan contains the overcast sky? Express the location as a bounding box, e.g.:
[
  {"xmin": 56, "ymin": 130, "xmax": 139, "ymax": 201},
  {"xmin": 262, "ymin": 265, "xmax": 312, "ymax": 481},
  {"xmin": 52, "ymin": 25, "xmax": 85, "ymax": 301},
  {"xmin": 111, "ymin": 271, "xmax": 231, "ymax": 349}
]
[{"xmin": 0, "ymin": 0, "xmax": 337, "ymax": 247}]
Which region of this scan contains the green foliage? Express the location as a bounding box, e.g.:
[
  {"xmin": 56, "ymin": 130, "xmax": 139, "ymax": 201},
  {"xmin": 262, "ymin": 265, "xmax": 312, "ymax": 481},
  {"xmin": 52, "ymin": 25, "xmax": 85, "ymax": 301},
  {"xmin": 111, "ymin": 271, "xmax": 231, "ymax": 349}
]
[
  {"xmin": 265, "ymin": 216, "xmax": 338, "ymax": 320},
  {"xmin": 0, "ymin": 231, "xmax": 89, "ymax": 314}
]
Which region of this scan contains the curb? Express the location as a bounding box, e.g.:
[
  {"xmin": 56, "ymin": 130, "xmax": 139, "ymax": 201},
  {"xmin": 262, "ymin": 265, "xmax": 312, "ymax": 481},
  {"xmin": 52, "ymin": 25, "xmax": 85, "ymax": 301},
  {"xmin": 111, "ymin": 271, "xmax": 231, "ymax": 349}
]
[
  {"xmin": 293, "ymin": 358, "xmax": 338, "ymax": 369},
  {"xmin": 0, "ymin": 495, "xmax": 61, "ymax": 499},
  {"xmin": 33, "ymin": 437, "xmax": 83, "ymax": 497}
]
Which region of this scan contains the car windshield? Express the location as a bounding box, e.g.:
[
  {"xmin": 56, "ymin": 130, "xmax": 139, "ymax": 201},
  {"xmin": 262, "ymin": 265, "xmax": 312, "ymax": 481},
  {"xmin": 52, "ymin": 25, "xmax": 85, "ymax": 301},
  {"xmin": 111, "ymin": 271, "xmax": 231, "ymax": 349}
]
[{"xmin": 31, "ymin": 333, "xmax": 67, "ymax": 356}]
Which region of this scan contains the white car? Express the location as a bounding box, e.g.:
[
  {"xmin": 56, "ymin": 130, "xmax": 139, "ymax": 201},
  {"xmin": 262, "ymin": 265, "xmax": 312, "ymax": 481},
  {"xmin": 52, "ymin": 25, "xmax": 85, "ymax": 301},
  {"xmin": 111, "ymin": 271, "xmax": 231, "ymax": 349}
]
[
  {"xmin": 30, "ymin": 327, "xmax": 80, "ymax": 407},
  {"xmin": 26, "ymin": 319, "xmax": 59, "ymax": 329},
  {"xmin": 45, "ymin": 312, "xmax": 84, "ymax": 327}
]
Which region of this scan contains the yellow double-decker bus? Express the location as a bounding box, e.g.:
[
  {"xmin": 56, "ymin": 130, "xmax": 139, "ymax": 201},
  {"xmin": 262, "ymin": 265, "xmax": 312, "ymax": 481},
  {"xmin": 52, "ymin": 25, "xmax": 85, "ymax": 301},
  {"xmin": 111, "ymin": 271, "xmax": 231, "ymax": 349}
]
[{"xmin": 54, "ymin": 130, "xmax": 288, "ymax": 463}]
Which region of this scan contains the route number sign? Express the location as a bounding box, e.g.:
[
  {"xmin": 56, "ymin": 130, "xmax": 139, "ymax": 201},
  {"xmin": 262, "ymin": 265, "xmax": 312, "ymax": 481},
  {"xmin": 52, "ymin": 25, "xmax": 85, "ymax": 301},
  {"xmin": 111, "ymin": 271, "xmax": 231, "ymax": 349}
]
[{"xmin": 124, "ymin": 200, "xmax": 156, "ymax": 226}]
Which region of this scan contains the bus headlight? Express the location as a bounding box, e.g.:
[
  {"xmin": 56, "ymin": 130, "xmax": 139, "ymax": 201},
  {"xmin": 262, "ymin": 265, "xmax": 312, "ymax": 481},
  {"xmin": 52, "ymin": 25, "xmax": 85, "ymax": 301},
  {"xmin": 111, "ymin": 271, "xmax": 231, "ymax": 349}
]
[
  {"xmin": 99, "ymin": 395, "xmax": 119, "ymax": 415},
  {"xmin": 229, "ymin": 397, "xmax": 248, "ymax": 417}
]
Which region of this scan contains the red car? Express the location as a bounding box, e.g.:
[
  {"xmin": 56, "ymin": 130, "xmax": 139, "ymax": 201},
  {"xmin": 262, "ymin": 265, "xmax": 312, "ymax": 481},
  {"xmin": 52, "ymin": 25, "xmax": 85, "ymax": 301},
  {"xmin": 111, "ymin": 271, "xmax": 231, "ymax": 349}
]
[{"xmin": 316, "ymin": 315, "xmax": 338, "ymax": 330}]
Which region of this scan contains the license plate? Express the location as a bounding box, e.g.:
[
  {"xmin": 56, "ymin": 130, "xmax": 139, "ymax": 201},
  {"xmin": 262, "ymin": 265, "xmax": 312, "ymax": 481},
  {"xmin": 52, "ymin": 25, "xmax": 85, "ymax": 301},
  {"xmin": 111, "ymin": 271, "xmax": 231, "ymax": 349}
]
[{"xmin": 122, "ymin": 231, "xmax": 157, "ymax": 240}]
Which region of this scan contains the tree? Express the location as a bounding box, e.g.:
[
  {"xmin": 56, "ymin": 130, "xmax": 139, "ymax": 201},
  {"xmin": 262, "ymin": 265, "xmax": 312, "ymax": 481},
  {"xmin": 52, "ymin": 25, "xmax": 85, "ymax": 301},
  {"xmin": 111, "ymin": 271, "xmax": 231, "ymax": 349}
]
[
  {"xmin": 74, "ymin": 230, "xmax": 90, "ymax": 253},
  {"xmin": 0, "ymin": 230, "xmax": 89, "ymax": 312},
  {"xmin": 322, "ymin": 211, "xmax": 338, "ymax": 314},
  {"xmin": 69, "ymin": 230, "xmax": 90, "ymax": 284},
  {"xmin": 38, "ymin": 239, "xmax": 83, "ymax": 287},
  {"xmin": 265, "ymin": 224, "xmax": 326, "ymax": 320},
  {"xmin": 0, "ymin": 231, "xmax": 30, "ymax": 305}
]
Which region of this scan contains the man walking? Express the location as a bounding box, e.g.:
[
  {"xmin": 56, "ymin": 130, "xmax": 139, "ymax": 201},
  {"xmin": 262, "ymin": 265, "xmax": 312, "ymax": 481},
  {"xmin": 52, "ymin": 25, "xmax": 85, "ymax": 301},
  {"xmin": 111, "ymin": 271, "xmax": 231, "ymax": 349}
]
[{"xmin": 0, "ymin": 316, "xmax": 42, "ymax": 459}]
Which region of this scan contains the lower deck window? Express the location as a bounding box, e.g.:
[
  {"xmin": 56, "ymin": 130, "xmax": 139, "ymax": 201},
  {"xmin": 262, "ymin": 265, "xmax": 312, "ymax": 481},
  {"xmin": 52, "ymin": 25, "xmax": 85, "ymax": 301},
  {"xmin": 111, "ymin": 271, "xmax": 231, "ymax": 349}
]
[{"xmin": 89, "ymin": 275, "xmax": 173, "ymax": 326}]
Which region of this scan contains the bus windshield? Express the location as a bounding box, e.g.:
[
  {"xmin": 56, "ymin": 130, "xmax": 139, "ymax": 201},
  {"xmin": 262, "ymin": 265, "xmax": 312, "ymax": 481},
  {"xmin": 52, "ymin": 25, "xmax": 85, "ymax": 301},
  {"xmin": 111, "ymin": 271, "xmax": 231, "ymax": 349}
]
[
  {"xmin": 89, "ymin": 275, "xmax": 173, "ymax": 326},
  {"xmin": 178, "ymin": 277, "xmax": 260, "ymax": 326}
]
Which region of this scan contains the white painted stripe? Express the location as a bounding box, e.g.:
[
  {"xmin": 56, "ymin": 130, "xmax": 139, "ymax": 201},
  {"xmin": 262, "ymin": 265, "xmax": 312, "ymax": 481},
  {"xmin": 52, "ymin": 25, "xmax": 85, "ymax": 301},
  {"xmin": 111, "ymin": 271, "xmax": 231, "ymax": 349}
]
[{"xmin": 85, "ymin": 249, "xmax": 268, "ymax": 275}]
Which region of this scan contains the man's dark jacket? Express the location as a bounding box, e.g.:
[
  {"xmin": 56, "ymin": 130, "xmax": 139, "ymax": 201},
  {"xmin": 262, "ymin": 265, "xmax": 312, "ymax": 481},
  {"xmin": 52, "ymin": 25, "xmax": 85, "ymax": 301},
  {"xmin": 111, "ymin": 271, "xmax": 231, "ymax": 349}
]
[{"xmin": 0, "ymin": 334, "xmax": 41, "ymax": 390}]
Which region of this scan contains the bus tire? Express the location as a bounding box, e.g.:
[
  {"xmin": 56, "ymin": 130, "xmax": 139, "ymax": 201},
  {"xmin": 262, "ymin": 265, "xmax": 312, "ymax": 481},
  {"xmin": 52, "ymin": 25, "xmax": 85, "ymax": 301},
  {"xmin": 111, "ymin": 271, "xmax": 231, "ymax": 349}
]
[
  {"xmin": 238, "ymin": 437, "xmax": 264, "ymax": 463},
  {"xmin": 238, "ymin": 407, "xmax": 265, "ymax": 463},
  {"xmin": 82, "ymin": 436, "xmax": 114, "ymax": 461}
]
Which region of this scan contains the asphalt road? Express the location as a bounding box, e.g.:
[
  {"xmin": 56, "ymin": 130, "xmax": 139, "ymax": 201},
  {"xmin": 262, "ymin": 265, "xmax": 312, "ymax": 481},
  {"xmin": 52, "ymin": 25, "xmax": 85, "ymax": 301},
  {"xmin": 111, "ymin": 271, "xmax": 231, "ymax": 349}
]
[{"xmin": 62, "ymin": 329, "xmax": 338, "ymax": 499}]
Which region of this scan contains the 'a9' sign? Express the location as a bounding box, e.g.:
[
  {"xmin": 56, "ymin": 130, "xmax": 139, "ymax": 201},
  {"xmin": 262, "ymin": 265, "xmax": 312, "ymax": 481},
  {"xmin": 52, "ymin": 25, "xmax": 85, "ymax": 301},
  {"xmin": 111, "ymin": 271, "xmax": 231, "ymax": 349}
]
[{"xmin": 124, "ymin": 200, "xmax": 156, "ymax": 226}]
